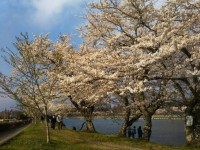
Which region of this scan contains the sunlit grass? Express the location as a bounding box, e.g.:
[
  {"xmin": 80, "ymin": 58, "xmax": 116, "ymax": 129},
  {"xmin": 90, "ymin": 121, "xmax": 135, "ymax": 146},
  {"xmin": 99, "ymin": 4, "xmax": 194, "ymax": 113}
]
[{"xmin": 0, "ymin": 123, "xmax": 199, "ymax": 150}]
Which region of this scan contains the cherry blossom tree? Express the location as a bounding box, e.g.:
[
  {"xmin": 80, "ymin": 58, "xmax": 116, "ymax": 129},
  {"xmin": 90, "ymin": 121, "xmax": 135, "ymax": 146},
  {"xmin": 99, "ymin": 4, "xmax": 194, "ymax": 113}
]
[
  {"xmin": 80, "ymin": 0, "xmax": 200, "ymax": 144},
  {"xmin": 0, "ymin": 33, "xmax": 65, "ymax": 143},
  {"xmin": 0, "ymin": 73, "xmax": 42, "ymax": 124},
  {"xmin": 41, "ymin": 38, "xmax": 117, "ymax": 132}
]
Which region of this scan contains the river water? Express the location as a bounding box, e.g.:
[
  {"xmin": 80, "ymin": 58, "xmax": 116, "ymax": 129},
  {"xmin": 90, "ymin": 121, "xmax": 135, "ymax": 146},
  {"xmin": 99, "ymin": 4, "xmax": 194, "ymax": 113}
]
[{"xmin": 63, "ymin": 118, "xmax": 186, "ymax": 146}]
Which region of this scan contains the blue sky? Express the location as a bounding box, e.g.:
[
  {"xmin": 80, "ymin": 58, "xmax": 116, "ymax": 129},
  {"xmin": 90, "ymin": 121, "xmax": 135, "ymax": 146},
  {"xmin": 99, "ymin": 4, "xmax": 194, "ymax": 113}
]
[{"xmin": 0, "ymin": 0, "xmax": 90, "ymax": 111}]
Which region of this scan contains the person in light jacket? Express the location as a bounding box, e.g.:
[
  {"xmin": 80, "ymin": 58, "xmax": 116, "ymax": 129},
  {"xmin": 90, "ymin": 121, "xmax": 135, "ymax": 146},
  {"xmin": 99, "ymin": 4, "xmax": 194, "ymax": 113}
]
[{"xmin": 57, "ymin": 114, "xmax": 63, "ymax": 130}]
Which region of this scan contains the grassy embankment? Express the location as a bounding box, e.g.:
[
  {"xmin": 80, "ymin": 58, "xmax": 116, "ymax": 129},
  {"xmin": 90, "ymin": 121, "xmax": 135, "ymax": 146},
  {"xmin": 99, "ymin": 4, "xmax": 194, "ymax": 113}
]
[{"xmin": 0, "ymin": 123, "xmax": 199, "ymax": 150}]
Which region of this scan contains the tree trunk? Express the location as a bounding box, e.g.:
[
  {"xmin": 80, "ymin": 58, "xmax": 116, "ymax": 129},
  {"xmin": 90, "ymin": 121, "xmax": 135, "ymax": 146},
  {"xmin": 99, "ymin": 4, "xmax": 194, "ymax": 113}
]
[
  {"xmin": 185, "ymin": 101, "xmax": 200, "ymax": 148},
  {"xmin": 117, "ymin": 94, "xmax": 142, "ymax": 137},
  {"xmin": 34, "ymin": 116, "xmax": 37, "ymax": 124},
  {"xmin": 118, "ymin": 113, "xmax": 142, "ymax": 136},
  {"xmin": 118, "ymin": 106, "xmax": 131, "ymax": 137},
  {"xmin": 185, "ymin": 106, "xmax": 195, "ymax": 145},
  {"xmin": 118, "ymin": 122, "xmax": 129, "ymax": 137},
  {"xmin": 193, "ymin": 105, "xmax": 200, "ymax": 147},
  {"xmin": 85, "ymin": 117, "xmax": 96, "ymax": 132},
  {"xmin": 69, "ymin": 98, "xmax": 96, "ymax": 132},
  {"xmin": 185, "ymin": 126, "xmax": 194, "ymax": 145},
  {"xmin": 80, "ymin": 106, "xmax": 96, "ymax": 132},
  {"xmin": 143, "ymin": 114, "xmax": 152, "ymax": 141},
  {"xmin": 44, "ymin": 106, "xmax": 50, "ymax": 143}
]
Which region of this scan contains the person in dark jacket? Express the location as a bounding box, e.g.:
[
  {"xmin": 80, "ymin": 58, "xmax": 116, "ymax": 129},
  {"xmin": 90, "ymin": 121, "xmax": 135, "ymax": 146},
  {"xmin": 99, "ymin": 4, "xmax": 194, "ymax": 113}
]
[
  {"xmin": 132, "ymin": 126, "xmax": 136, "ymax": 138},
  {"xmin": 127, "ymin": 126, "xmax": 131, "ymax": 138},
  {"xmin": 137, "ymin": 126, "xmax": 143, "ymax": 138},
  {"xmin": 51, "ymin": 115, "xmax": 56, "ymax": 129}
]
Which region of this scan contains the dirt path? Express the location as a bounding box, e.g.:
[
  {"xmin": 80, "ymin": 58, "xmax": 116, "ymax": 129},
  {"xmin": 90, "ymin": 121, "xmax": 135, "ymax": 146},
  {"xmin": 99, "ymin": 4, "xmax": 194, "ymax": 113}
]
[
  {"xmin": 89, "ymin": 141, "xmax": 145, "ymax": 150},
  {"xmin": 0, "ymin": 124, "xmax": 30, "ymax": 145}
]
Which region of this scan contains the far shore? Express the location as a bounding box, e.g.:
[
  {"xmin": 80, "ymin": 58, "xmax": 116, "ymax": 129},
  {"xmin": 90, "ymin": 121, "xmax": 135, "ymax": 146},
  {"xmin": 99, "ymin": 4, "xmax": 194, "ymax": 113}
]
[{"xmin": 64, "ymin": 114, "xmax": 185, "ymax": 120}]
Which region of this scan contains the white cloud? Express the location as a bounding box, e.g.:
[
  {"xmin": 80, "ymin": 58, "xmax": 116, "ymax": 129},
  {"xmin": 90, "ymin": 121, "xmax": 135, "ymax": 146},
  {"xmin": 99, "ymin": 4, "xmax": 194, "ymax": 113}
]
[{"xmin": 23, "ymin": 0, "xmax": 85, "ymax": 28}]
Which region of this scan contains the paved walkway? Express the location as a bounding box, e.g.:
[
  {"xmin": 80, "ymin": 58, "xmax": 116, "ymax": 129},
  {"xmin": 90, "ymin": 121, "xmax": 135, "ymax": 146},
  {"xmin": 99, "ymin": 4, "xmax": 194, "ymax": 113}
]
[{"xmin": 0, "ymin": 124, "xmax": 30, "ymax": 146}]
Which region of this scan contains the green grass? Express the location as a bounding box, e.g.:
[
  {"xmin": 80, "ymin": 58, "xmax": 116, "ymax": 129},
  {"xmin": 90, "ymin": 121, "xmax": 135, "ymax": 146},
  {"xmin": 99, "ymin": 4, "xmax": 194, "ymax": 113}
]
[{"xmin": 0, "ymin": 123, "xmax": 199, "ymax": 150}]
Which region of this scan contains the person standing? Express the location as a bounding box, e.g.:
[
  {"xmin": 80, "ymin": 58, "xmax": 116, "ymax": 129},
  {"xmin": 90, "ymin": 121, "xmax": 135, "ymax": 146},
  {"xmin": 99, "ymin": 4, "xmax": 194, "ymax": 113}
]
[
  {"xmin": 132, "ymin": 126, "xmax": 136, "ymax": 138},
  {"xmin": 51, "ymin": 115, "xmax": 56, "ymax": 129},
  {"xmin": 57, "ymin": 114, "xmax": 63, "ymax": 130},
  {"xmin": 127, "ymin": 126, "xmax": 131, "ymax": 138},
  {"xmin": 40, "ymin": 115, "xmax": 44, "ymax": 123},
  {"xmin": 137, "ymin": 126, "xmax": 143, "ymax": 138}
]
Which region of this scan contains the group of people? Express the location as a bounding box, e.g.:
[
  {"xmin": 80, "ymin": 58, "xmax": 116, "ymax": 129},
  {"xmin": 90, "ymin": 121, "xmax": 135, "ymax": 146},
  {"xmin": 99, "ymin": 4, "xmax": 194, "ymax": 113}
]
[
  {"xmin": 127, "ymin": 126, "xmax": 143, "ymax": 139},
  {"xmin": 50, "ymin": 114, "xmax": 63, "ymax": 130},
  {"xmin": 40, "ymin": 114, "xmax": 63, "ymax": 130}
]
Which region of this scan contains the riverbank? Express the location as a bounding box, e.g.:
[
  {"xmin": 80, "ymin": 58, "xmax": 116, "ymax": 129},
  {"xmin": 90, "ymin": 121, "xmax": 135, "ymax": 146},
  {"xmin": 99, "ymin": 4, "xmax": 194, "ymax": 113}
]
[{"xmin": 0, "ymin": 123, "xmax": 198, "ymax": 150}]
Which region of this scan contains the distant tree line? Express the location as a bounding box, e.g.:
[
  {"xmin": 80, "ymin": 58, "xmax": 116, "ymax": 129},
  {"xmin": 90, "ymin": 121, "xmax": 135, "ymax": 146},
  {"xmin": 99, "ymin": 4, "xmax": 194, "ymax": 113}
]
[{"xmin": 0, "ymin": 109, "xmax": 29, "ymax": 120}]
